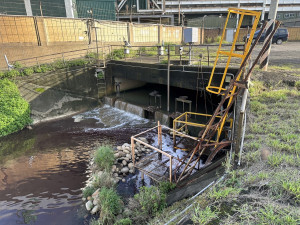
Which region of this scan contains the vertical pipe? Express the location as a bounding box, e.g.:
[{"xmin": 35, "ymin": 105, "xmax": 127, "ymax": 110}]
[{"xmin": 167, "ymin": 45, "xmax": 170, "ymax": 112}]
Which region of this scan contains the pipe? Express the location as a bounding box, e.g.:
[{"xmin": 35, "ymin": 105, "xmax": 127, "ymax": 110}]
[{"xmin": 238, "ymin": 110, "xmax": 247, "ymax": 166}]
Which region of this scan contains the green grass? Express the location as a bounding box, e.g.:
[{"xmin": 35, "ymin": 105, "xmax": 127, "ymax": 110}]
[
  {"xmin": 134, "ymin": 186, "xmax": 166, "ymax": 216},
  {"xmin": 191, "ymin": 206, "xmax": 219, "ymax": 225},
  {"xmin": 98, "ymin": 187, "xmax": 123, "ymax": 224},
  {"xmin": 114, "ymin": 218, "xmax": 132, "ymax": 225},
  {"xmin": 0, "ymin": 58, "xmax": 92, "ymax": 80},
  {"xmin": 82, "ymin": 186, "xmax": 96, "ymax": 198},
  {"xmin": 35, "ymin": 88, "xmax": 45, "ymax": 93},
  {"xmin": 94, "ymin": 145, "xmax": 115, "ymax": 171}
]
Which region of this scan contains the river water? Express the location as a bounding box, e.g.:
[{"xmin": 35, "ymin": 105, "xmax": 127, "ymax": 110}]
[{"xmin": 0, "ymin": 105, "xmax": 154, "ymax": 225}]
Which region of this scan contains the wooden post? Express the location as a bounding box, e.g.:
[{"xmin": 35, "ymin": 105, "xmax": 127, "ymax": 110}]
[
  {"xmin": 158, "ymin": 121, "xmax": 162, "ymax": 160},
  {"xmin": 169, "ymin": 156, "xmax": 172, "ymax": 182},
  {"xmin": 173, "ymin": 120, "xmax": 176, "ymax": 149},
  {"xmin": 131, "ymin": 137, "xmax": 135, "ymax": 164},
  {"xmin": 141, "ymin": 172, "xmax": 144, "ymax": 181}
]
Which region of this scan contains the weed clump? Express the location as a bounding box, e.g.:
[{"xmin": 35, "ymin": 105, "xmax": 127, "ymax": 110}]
[
  {"xmin": 82, "ymin": 186, "xmax": 96, "ymax": 198},
  {"xmin": 98, "ymin": 187, "xmax": 123, "ymax": 224},
  {"xmin": 191, "ymin": 206, "xmax": 219, "ymax": 225},
  {"xmin": 134, "ymin": 186, "xmax": 166, "ymax": 216},
  {"xmin": 94, "ymin": 145, "xmax": 115, "ymax": 171},
  {"xmin": 159, "ymin": 181, "xmax": 176, "ymax": 194},
  {"xmin": 114, "ymin": 218, "xmax": 132, "ymax": 225}
]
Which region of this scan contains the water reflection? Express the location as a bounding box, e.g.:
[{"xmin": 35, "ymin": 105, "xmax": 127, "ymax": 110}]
[{"xmin": 0, "ymin": 105, "xmax": 153, "ymax": 225}]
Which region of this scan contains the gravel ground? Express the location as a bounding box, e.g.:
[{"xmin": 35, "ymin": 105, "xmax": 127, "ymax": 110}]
[{"xmin": 253, "ymin": 41, "xmax": 300, "ymax": 68}]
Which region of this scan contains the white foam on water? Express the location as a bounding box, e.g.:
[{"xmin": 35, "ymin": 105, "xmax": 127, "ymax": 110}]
[{"xmin": 72, "ymin": 104, "xmax": 151, "ymax": 131}]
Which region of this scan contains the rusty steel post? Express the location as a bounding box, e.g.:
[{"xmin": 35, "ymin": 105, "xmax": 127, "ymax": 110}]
[
  {"xmin": 158, "ymin": 121, "xmax": 162, "ymax": 160},
  {"xmin": 131, "ymin": 137, "xmax": 135, "ymax": 165}
]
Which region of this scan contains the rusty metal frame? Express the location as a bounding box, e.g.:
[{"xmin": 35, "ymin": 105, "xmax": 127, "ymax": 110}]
[
  {"xmin": 175, "ymin": 20, "xmax": 281, "ymax": 183},
  {"xmin": 131, "ymin": 123, "xmax": 200, "ymax": 183}
]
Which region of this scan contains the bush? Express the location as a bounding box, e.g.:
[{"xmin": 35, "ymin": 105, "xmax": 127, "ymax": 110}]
[
  {"xmin": 52, "ymin": 60, "xmax": 65, "ymax": 69},
  {"xmin": 82, "ymin": 186, "xmax": 96, "ymax": 198},
  {"xmin": 114, "ymin": 218, "xmax": 132, "ymax": 225},
  {"xmin": 40, "ymin": 64, "xmax": 52, "ymax": 73},
  {"xmin": 0, "ymin": 71, "xmax": 5, "ymax": 79},
  {"xmin": 111, "ymin": 49, "xmax": 125, "ymax": 60},
  {"xmin": 94, "ymin": 145, "xmax": 115, "ymax": 171},
  {"xmin": 0, "ymin": 79, "xmax": 32, "ymax": 137},
  {"xmin": 159, "ymin": 181, "xmax": 176, "ymax": 194},
  {"xmin": 4, "ymin": 69, "xmax": 20, "ymax": 78},
  {"xmin": 13, "ymin": 61, "xmax": 23, "ymax": 69},
  {"xmin": 134, "ymin": 186, "xmax": 166, "ymax": 216},
  {"xmin": 98, "ymin": 187, "xmax": 123, "ymax": 224},
  {"xmin": 67, "ymin": 59, "xmax": 88, "ymax": 67},
  {"xmin": 93, "ymin": 171, "xmax": 116, "ymax": 189},
  {"xmin": 22, "ymin": 67, "xmax": 34, "ymax": 76}
]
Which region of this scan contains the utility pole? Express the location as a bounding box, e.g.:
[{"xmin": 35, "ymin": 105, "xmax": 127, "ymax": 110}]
[{"xmin": 260, "ymin": 0, "xmax": 279, "ymax": 71}]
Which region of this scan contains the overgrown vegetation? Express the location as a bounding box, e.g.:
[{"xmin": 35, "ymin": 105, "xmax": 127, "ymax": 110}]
[
  {"xmin": 134, "ymin": 186, "xmax": 166, "ymax": 216},
  {"xmin": 0, "ymin": 58, "xmax": 90, "ymax": 79},
  {"xmin": 98, "ymin": 187, "xmax": 123, "ymax": 224},
  {"xmin": 0, "ymin": 79, "xmax": 32, "ymax": 137}
]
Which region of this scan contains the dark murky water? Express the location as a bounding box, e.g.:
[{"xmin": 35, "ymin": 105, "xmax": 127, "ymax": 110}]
[{"xmin": 0, "ymin": 105, "xmax": 154, "ymax": 225}]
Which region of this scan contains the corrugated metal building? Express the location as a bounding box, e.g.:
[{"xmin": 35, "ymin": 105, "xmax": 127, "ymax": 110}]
[
  {"xmin": 76, "ymin": 0, "xmax": 116, "ymax": 20},
  {"xmin": 0, "ymin": 0, "xmax": 116, "ymax": 20}
]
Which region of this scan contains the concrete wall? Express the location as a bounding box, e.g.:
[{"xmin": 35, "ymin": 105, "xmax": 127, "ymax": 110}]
[
  {"xmin": 17, "ymin": 66, "xmax": 98, "ymax": 123},
  {"xmin": 105, "ymin": 61, "xmax": 239, "ymax": 92}
]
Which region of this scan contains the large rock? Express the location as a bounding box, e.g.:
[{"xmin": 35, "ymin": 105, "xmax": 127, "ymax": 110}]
[
  {"xmin": 123, "ymin": 149, "xmax": 130, "ymax": 154},
  {"xmin": 128, "ymin": 163, "xmax": 134, "ymax": 169},
  {"xmin": 122, "ymin": 160, "xmax": 127, "ymax": 166},
  {"xmin": 139, "ymin": 137, "xmax": 148, "ymax": 144},
  {"xmin": 91, "ymin": 205, "xmax": 99, "ymax": 214},
  {"xmin": 124, "ymin": 157, "xmax": 130, "ymax": 162},
  {"xmin": 93, "ymin": 198, "xmax": 99, "ymax": 206},
  {"xmin": 114, "ymin": 153, "xmax": 119, "ymax": 158},
  {"xmin": 85, "ymin": 200, "xmax": 93, "ymax": 211},
  {"xmin": 126, "ymin": 154, "xmax": 132, "ymax": 159},
  {"xmin": 117, "ymin": 146, "xmax": 122, "ymax": 151},
  {"xmin": 121, "ymin": 167, "xmax": 129, "ymax": 174},
  {"xmin": 92, "ymin": 189, "xmax": 100, "ymax": 199}
]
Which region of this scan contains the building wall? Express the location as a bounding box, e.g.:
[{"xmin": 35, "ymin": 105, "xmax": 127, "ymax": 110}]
[
  {"xmin": 76, "ymin": 0, "xmax": 116, "ymax": 20},
  {"xmin": 0, "ymin": 0, "xmax": 27, "ymax": 15}
]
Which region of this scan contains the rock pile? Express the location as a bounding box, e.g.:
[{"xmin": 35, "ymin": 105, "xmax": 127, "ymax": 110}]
[
  {"xmin": 112, "ymin": 137, "xmax": 152, "ymax": 181},
  {"xmin": 82, "ymin": 137, "xmax": 153, "ymax": 214}
]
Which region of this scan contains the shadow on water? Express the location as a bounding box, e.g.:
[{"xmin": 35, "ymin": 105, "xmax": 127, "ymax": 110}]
[{"xmin": 0, "ymin": 105, "xmax": 154, "ymax": 225}]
